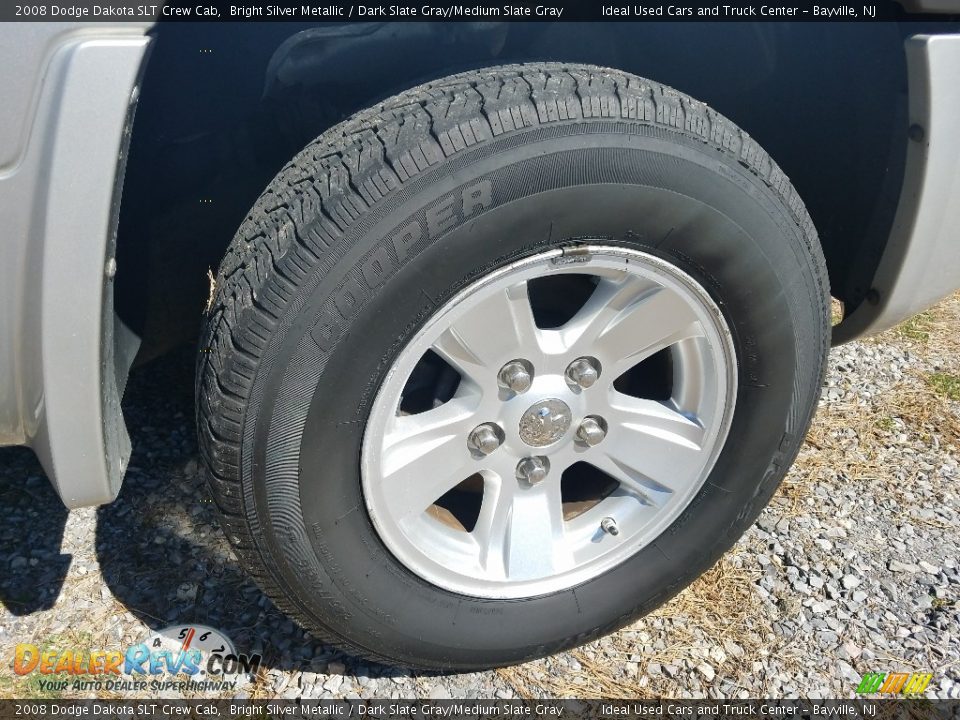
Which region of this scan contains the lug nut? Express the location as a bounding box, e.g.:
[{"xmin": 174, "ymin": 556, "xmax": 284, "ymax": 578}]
[
  {"xmin": 516, "ymin": 456, "xmax": 550, "ymax": 486},
  {"xmin": 467, "ymin": 424, "xmax": 502, "ymax": 456},
  {"xmin": 601, "ymin": 517, "xmax": 619, "ymax": 536},
  {"xmin": 577, "ymin": 416, "xmax": 607, "ymax": 446},
  {"xmin": 498, "ymin": 359, "xmax": 533, "ymax": 394},
  {"xmin": 565, "ymin": 357, "xmax": 601, "ymax": 389}
]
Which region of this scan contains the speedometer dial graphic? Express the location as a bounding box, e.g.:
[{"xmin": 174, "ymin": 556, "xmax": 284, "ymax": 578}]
[{"xmin": 144, "ymin": 624, "xmax": 236, "ymax": 664}]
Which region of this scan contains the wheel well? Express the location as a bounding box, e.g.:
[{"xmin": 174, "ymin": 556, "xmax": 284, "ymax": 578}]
[{"xmin": 116, "ymin": 21, "xmax": 909, "ymax": 361}]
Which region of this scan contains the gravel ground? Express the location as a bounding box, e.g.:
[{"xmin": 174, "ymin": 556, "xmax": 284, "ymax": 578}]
[{"xmin": 1, "ymin": 296, "xmax": 958, "ymax": 700}]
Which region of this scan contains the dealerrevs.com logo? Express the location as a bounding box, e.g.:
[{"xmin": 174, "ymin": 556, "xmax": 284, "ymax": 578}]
[{"xmin": 12, "ymin": 625, "xmax": 262, "ymax": 693}]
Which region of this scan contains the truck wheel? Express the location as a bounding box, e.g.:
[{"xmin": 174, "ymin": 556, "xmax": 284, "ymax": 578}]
[{"xmin": 198, "ymin": 63, "xmax": 829, "ymax": 670}]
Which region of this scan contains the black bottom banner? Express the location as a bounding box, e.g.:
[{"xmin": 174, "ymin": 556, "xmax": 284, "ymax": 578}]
[{"xmin": 1, "ymin": 699, "xmax": 959, "ymax": 720}]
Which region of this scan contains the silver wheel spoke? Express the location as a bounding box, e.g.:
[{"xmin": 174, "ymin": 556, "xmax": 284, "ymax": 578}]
[
  {"xmin": 474, "ymin": 471, "xmax": 570, "ymax": 581},
  {"xmin": 599, "ymin": 395, "xmax": 706, "ymax": 503},
  {"xmin": 432, "ymin": 281, "xmax": 540, "ymax": 386},
  {"xmin": 379, "ymin": 398, "xmax": 482, "ymax": 522},
  {"xmin": 565, "ymin": 280, "xmax": 704, "ymax": 373}
]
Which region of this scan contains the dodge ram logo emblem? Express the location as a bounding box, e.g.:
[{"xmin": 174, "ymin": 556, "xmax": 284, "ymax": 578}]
[{"xmin": 519, "ymin": 399, "xmax": 572, "ymax": 447}]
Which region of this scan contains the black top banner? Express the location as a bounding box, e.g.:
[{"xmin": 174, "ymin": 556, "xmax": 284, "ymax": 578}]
[
  {"xmin": 2, "ymin": 699, "xmax": 960, "ymax": 719},
  {"xmin": 0, "ymin": 0, "xmax": 956, "ymax": 22}
]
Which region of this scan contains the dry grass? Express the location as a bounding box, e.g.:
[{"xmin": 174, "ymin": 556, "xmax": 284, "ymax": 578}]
[
  {"xmin": 782, "ymin": 294, "xmax": 960, "ymax": 511},
  {"xmin": 205, "ymin": 268, "xmax": 217, "ymax": 313},
  {"xmin": 831, "ymin": 298, "xmax": 844, "ymax": 326},
  {"xmin": 782, "ymin": 376, "xmax": 960, "ymax": 509},
  {"xmin": 873, "ymin": 297, "xmax": 960, "ymax": 360},
  {"xmin": 499, "ymin": 560, "xmax": 767, "ymax": 698}
]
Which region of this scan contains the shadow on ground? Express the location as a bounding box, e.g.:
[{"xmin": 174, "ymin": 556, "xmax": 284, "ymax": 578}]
[{"xmin": 0, "ymin": 447, "xmax": 71, "ymax": 616}]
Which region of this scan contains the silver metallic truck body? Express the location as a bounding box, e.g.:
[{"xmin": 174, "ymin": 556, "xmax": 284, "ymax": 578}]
[
  {"xmin": 833, "ymin": 35, "xmax": 960, "ymax": 342},
  {"xmin": 0, "ymin": 24, "xmax": 151, "ymax": 505},
  {"xmin": 0, "ymin": 23, "xmax": 959, "ymax": 508}
]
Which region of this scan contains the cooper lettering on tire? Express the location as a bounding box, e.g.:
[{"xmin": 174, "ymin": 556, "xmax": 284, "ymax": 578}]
[{"xmin": 198, "ymin": 64, "xmax": 829, "ymax": 670}]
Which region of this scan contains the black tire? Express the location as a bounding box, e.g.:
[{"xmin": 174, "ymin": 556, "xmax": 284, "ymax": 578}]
[{"xmin": 198, "ymin": 63, "xmax": 829, "ymax": 670}]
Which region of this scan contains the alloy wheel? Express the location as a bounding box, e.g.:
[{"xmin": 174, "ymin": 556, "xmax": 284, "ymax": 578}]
[{"xmin": 361, "ymin": 246, "xmax": 738, "ymax": 599}]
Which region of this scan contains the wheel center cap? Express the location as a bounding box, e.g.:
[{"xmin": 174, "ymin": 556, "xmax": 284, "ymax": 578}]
[{"xmin": 519, "ymin": 398, "xmax": 572, "ymax": 447}]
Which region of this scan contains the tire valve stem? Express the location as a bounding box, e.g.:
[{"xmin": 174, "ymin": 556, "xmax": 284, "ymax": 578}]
[{"xmin": 601, "ymin": 517, "xmax": 619, "ymax": 536}]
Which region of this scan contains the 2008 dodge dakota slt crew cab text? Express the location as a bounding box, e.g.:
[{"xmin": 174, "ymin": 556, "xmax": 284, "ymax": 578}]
[{"xmin": 1, "ymin": 6, "xmax": 959, "ymax": 669}]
